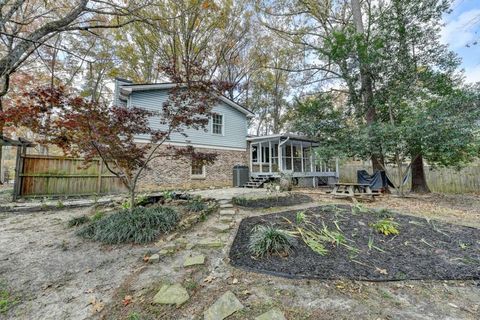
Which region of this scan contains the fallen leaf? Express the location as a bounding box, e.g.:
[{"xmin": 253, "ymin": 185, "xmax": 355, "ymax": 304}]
[
  {"xmin": 89, "ymin": 297, "xmax": 105, "ymax": 313},
  {"xmin": 203, "ymin": 275, "xmax": 215, "ymax": 283},
  {"xmin": 375, "ymin": 267, "xmax": 388, "ymax": 275},
  {"xmin": 143, "ymin": 255, "xmax": 150, "ymax": 262},
  {"xmin": 232, "ymin": 278, "xmax": 239, "ymax": 284},
  {"xmin": 122, "ymin": 295, "xmax": 133, "ymax": 306}
]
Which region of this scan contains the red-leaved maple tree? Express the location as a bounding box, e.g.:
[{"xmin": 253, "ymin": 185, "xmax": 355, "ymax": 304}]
[{"xmin": 2, "ymin": 70, "xmax": 228, "ymax": 208}]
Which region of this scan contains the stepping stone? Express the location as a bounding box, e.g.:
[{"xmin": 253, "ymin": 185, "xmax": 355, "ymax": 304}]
[
  {"xmin": 158, "ymin": 249, "xmax": 170, "ymax": 256},
  {"xmin": 183, "ymin": 254, "xmax": 205, "ymax": 267},
  {"xmin": 153, "ymin": 284, "xmax": 189, "ymax": 307},
  {"xmin": 148, "ymin": 253, "xmax": 160, "ymax": 263},
  {"xmin": 211, "ymin": 223, "xmax": 231, "ymax": 233},
  {"xmin": 218, "ymin": 199, "xmax": 231, "ymax": 204},
  {"xmin": 196, "ymin": 239, "xmax": 225, "ymax": 249},
  {"xmin": 255, "ymin": 308, "xmax": 287, "ymax": 320},
  {"xmin": 204, "ymin": 291, "xmax": 244, "ymax": 320},
  {"xmin": 219, "ymin": 209, "xmax": 235, "ymax": 216},
  {"xmin": 220, "ymin": 203, "xmax": 233, "ymax": 208},
  {"xmin": 219, "ymin": 216, "xmax": 235, "ymax": 223}
]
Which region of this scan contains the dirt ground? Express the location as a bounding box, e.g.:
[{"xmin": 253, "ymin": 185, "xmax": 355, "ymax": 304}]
[{"xmin": 0, "ymin": 191, "xmax": 479, "ymax": 319}]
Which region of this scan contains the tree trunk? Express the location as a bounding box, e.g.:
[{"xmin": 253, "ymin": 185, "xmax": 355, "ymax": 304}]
[
  {"xmin": 130, "ymin": 189, "xmax": 136, "ymax": 210},
  {"xmin": 411, "ymin": 154, "xmax": 430, "ymax": 193},
  {"xmin": 350, "ymin": 0, "xmax": 384, "ymax": 172}
]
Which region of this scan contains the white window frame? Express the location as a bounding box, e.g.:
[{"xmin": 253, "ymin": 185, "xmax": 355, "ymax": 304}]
[
  {"xmin": 210, "ymin": 113, "xmax": 225, "ymax": 136},
  {"xmin": 191, "ymin": 160, "xmax": 206, "ymax": 179}
]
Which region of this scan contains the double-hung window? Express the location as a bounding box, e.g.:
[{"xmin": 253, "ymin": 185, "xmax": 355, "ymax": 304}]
[
  {"xmin": 212, "ymin": 114, "xmax": 223, "ymax": 135},
  {"xmin": 191, "ymin": 159, "xmax": 205, "ymax": 178}
]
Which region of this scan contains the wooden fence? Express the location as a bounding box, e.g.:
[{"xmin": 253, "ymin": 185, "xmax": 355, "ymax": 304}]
[
  {"xmin": 14, "ymin": 151, "xmax": 126, "ymax": 199},
  {"xmin": 339, "ymin": 163, "xmax": 480, "ymax": 194}
]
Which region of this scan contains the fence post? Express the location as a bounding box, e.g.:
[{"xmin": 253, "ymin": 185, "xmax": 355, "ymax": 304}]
[
  {"xmin": 96, "ymin": 159, "xmax": 103, "ymax": 195},
  {"xmin": 12, "ymin": 145, "xmax": 26, "ymax": 201}
]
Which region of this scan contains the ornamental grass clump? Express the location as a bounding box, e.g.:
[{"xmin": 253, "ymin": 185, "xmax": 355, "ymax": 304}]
[
  {"xmin": 186, "ymin": 197, "xmax": 207, "ymax": 212},
  {"xmin": 249, "ymin": 225, "xmax": 293, "ymax": 257},
  {"xmin": 77, "ymin": 206, "xmax": 179, "ymax": 244}
]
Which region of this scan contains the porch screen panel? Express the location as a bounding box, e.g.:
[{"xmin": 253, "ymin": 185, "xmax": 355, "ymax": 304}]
[
  {"xmin": 303, "ymin": 148, "xmax": 312, "ymax": 172},
  {"xmin": 272, "ymin": 144, "xmax": 279, "ymax": 172},
  {"xmin": 293, "ymin": 146, "xmax": 302, "ymax": 172}
]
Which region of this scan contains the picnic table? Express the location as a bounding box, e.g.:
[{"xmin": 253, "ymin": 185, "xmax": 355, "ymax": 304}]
[{"xmin": 330, "ymin": 183, "xmax": 379, "ymax": 200}]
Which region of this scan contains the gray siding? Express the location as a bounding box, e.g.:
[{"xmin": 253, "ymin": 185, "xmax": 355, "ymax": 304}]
[
  {"xmin": 129, "ymin": 89, "xmax": 248, "ymax": 150},
  {"xmin": 113, "ymin": 79, "xmax": 131, "ymax": 107}
]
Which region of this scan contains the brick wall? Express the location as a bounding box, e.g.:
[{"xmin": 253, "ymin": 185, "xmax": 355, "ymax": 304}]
[{"xmin": 137, "ymin": 144, "xmax": 248, "ymax": 190}]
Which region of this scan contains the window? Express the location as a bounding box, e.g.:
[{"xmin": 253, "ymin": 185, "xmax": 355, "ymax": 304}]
[
  {"xmin": 191, "ymin": 160, "xmax": 205, "ymax": 178},
  {"xmin": 212, "ymin": 114, "xmax": 223, "ymax": 135},
  {"xmin": 252, "ymin": 145, "xmax": 258, "ymax": 162}
]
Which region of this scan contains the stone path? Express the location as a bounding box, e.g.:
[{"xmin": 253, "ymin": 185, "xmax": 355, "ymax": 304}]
[
  {"xmin": 204, "ymin": 290, "xmax": 244, "ymax": 320},
  {"xmin": 137, "ymin": 194, "xmax": 315, "ymax": 319}
]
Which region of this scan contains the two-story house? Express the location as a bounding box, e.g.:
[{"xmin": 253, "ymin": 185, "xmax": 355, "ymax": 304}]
[
  {"xmin": 114, "ymin": 78, "xmax": 254, "ymax": 189},
  {"xmin": 114, "ymin": 78, "xmax": 339, "ymax": 190}
]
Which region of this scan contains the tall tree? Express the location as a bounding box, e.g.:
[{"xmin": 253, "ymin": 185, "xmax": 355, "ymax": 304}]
[
  {"xmin": 0, "ymin": 0, "xmax": 149, "ymax": 182},
  {"xmin": 256, "ymin": 0, "xmax": 385, "ymax": 170}
]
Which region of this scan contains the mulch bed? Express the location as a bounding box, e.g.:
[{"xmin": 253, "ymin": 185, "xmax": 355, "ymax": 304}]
[
  {"xmin": 229, "ymin": 205, "xmax": 480, "ymax": 281},
  {"xmin": 233, "ymin": 193, "xmax": 312, "ymax": 208}
]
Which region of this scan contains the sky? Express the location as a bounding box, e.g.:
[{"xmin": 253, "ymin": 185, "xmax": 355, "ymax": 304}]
[{"xmin": 441, "ymin": 0, "xmax": 480, "ymax": 83}]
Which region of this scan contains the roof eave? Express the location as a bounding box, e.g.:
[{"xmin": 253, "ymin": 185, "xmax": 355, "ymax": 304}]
[{"xmin": 119, "ymin": 83, "xmax": 255, "ymax": 117}]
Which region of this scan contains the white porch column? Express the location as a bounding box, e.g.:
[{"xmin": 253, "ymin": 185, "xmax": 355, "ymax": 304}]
[
  {"xmin": 249, "ymin": 142, "xmax": 253, "ymax": 173},
  {"xmin": 268, "ymin": 140, "xmax": 272, "ymax": 173},
  {"xmin": 336, "ymin": 157, "xmax": 340, "ymax": 178},
  {"xmin": 259, "ymin": 142, "xmax": 263, "ymax": 173},
  {"xmin": 300, "ymin": 142, "xmax": 304, "ymax": 173},
  {"xmin": 278, "ymin": 139, "xmax": 282, "ymax": 172}
]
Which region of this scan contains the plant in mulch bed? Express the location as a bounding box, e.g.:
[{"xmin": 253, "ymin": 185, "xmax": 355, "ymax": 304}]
[
  {"xmin": 284, "ymin": 212, "xmax": 358, "ymax": 256},
  {"xmin": 77, "ymin": 206, "xmax": 179, "ymax": 244},
  {"xmin": 67, "ymin": 215, "xmax": 90, "ymax": 228},
  {"xmin": 230, "ymin": 205, "xmax": 480, "ymax": 280},
  {"xmin": 249, "ymin": 225, "xmax": 293, "ymax": 257},
  {"xmin": 371, "ymin": 219, "xmax": 400, "ymax": 236}
]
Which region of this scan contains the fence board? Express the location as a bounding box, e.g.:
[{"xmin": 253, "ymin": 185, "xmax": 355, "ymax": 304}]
[
  {"xmin": 16, "ymin": 155, "xmax": 125, "ymax": 198},
  {"xmin": 339, "ymin": 163, "xmax": 480, "ymax": 194}
]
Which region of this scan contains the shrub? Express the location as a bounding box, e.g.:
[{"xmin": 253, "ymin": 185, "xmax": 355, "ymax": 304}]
[
  {"xmin": 67, "ymin": 215, "xmax": 90, "ymax": 228},
  {"xmin": 77, "ymin": 206, "xmax": 179, "ymax": 244},
  {"xmin": 232, "ymin": 196, "xmax": 248, "ymax": 206},
  {"xmin": 372, "ymin": 219, "xmax": 400, "ymax": 236},
  {"xmin": 186, "ymin": 197, "xmax": 207, "ymax": 212},
  {"xmin": 249, "ymin": 225, "xmax": 293, "ymax": 257}
]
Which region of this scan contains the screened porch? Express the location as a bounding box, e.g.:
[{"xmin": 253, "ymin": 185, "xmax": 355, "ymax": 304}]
[{"xmin": 247, "ymin": 134, "xmax": 339, "ymax": 179}]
